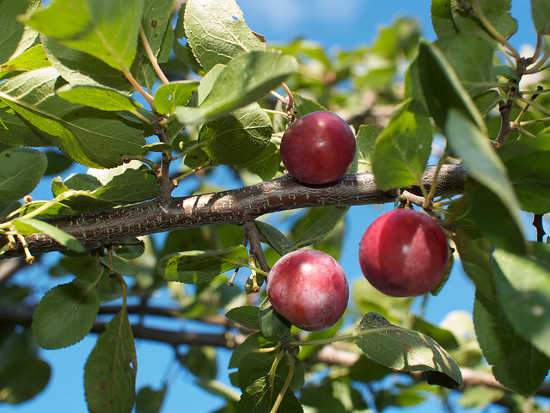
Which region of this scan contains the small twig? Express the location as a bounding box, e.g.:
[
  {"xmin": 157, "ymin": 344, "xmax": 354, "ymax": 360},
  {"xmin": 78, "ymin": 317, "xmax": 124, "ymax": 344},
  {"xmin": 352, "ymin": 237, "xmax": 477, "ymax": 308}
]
[
  {"xmin": 400, "ymin": 191, "xmax": 426, "ymax": 208},
  {"xmin": 533, "ymin": 214, "xmax": 546, "ymax": 243},
  {"xmin": 15, "ymin": 234, "xmax": 34, "ymax": 264},
  {"xmin": 512, "ymin": 86, "xmax": 543, "ymax": 127},
  {"xmin": 281, "ymin": 82, "xmax": 295, "ymax": 119},
  {"xmin": 154, "ymin": 120, "xmax": 175, "ymax": 202},
  {"xmin": 139, "ymin": 26, "xmax": 170, "ymax": 85},
  {"xmin": 243, "ymin": 221, "xmax": 270, "ymax": 273},
  {"xmin": 171, "ymin": 163, "xmax": 211, "ymax": 184},
  {"xmin": 525, "ymin": 51, "xmax": 550, "ymax": 74},
  {"xmin": 494, "ymin": 100, "xmax": 512, "ymax": 148},
  {"xmin": 525, "ymin": 35, "xmax": 543, "ymax": 66},
  {"xmin": 424, "ymin": 152, "xmax": 448, "ymax": 209},
  {"xmin": 269, "ymin": 354, "xmax": 295, "ymax": 413},
  {"xmin": 122, "ymin": 69, "xmax": 155, "ymax": 107}
]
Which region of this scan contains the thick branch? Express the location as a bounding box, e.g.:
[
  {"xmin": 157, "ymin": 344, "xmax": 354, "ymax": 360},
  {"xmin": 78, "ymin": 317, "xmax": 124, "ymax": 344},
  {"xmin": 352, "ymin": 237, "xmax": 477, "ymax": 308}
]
[
  {"xmin": 0, "ymin": 303, "xmax": 548, "ymax": 398},
  {"xmin": 2, "ymin": 165, "xmax": 465, "ymax": 259}
]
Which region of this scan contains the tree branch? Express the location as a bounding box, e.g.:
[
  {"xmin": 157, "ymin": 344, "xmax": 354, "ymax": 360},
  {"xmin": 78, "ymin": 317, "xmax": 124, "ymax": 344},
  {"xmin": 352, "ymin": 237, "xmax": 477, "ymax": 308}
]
[
  {"xmin": 0, "ymin": 303, "xmax": 548, "ymax": 398},
  {"xmin": 1, "ymin": 165, "xmax": 466, "ymax": 259},
  {"xmin": 0, "ymin": 258, "xmax": 25, "ymax": 285}
]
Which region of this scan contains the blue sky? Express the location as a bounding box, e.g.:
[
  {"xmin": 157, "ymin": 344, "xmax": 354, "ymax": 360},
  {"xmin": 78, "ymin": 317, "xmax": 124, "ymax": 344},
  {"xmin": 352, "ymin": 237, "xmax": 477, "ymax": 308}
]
[{"xmin": 1, "ymin": 1, "xmax": 542, "ymax": 413}]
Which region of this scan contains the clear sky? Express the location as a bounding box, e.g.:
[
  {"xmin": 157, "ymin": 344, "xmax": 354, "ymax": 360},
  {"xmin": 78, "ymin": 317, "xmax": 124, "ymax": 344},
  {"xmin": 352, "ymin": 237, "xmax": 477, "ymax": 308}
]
[{"xmin": 0, "ymin": 1, "xmax": 541, "ymax": 413}]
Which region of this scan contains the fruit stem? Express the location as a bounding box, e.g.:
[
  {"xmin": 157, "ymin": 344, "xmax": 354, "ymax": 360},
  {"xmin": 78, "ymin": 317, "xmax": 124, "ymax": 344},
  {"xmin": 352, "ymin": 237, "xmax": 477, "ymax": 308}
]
[
  {"xmin": 139, "ymin": 26, "xmax": 170, "ymax": 85},
  {"xmin": 269, "ymin": 354, "xmax": 295, "ymax": 413}
]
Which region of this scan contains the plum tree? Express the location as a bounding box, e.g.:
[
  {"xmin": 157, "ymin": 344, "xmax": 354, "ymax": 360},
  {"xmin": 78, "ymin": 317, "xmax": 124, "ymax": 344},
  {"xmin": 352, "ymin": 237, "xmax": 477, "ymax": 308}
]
[
  {"xmin": 359, "ymin": 209, "xmax": 448, "ymax": 297},
  {"xmin": 0, "ymin": 0, "xmax": 549, "ymax": 412},
  {"xmin": 280, "ymin": 111, "xmax": 356, "ymax": 184},
  {"xmin": 267, "ymin": 249, "xmax": 348, "ymax": 331}
]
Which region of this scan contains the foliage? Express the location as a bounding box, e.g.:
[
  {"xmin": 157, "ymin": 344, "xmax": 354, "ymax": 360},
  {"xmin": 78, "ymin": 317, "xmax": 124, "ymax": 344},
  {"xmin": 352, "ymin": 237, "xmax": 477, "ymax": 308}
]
[{"xmin": 0, "ymin": 0, "xmax": 549, "ymax": 412}]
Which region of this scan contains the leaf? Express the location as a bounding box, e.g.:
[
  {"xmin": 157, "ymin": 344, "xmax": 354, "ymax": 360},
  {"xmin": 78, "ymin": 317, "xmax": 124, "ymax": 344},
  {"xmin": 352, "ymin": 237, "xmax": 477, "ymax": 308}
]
[
  {"xmin": 445, "ymin": 111, "xmax": 525, "ymax": 251},
  {"xmin": 136, "ymin": 385, "xmax": 167, "ymax": 413},
  {"xmin": 355, "ymin": 313, "xmax": 462, "ymax": 389},
  {"xmin": 254, "ymin": 221, "xmax": 293, "ymax": 256},
  {"xmin": 23, "ymin": 0, "xmax": 145, "ymax": 70},
  {"xmin": 92, "ymin": 168, "xmax": 160, "ymax": 203},
  {"xmin": 356, "ymin": 124, "xmax": 380, "ymax": 173},
  {"xmin": 411, "ymin": 317, "xmax": 459, "ymax": 351},
  {"xmin": 0, "ymin": 356, "xmax": 51, "ymax": 404},
  {"xmin": 43, "ymin": 37, "xmax": 129, "ymax": 89},
  {"xmin": 532, "ymin": 0, "xmax": 550, "ymax": 34},
  {"xmin": 0, "ymin": 68, "xmax": 145, "ymax": 168},
  {"xmin": 0, "ymin": 0, "xmax": 38, "ymax": 64},
  {"xmin": 142, "ymin": 0, "xmax": 174, "ymax": 57},
  {"xmin": 294, "ymin": 94, "xmax": 327, "ymax": 117},
  {"xmin": 352, "ymin": 279, "xmax": 413, "ymax": 324},
  {"xmin": 372, "ymin": 101, "xmax": 432, "ymax": 189},
  {"xmin": 13, "ymin": 218, "xmax": 85, "ymax": 253},
  {"xmin": 0, "ymin": 107, "xmax": 51, "ymax": 146},
  {"xmin": 181, "ymin": 346, "xmax": 218, "ymax": 379},
  {"xmin": 160, "ymin": 245, "xmax": 248, "ymax": 284},
  {"xmin": 432, "ymin": 0, "xmax": 517, "ymax": 40},
  {"xmin": 57, "ymin": 84, "xmax": 136, "ymax": 112},
  {"xmin": 184, "ymin": 0, "xmax": 265, "ymax": 70},
  {"xmin": 199, "ymin": 103, "xmax": 273, "ymax": 167},
  {"xmin": 259, "ymin": 306, "xmax": 290, "ymax": 341},
  {"xmin": 31, "ymin": 280, "xmax": 100, "ymax": 349},
  {"xmin": 417, "ymin": 41, "xmax": 485, "ymax": 132},
  {"xmin": 84, "ymin": 309, "xmax": 137, "ymax": 413},
  {"xmin": 225, "ymin": 305, "xmax": 260, "ymax": 330},
  {"xmin": 0, "ymin": 44, "xmax": 50, "ymax": 78},
  {"xmin": 459, "ymin": 386, "xmax": 504, "ymax": 409},
  {"xmin": 154, "ymin": 80, "xmax": 199, "ymax": 115},
  {"xmin": 474, "ymin": 295, "xmax": 549, "ymax": 395},
  {"xmin": 291, "ymin": 207, "xmax": 348, "ymax": 249},
  {"xmin": 492, "ymin": 244, "xmax": 550, "ymax": 359},
  {"xmin": 0, "ymin": 148, "xmax": 46, "ymax": 202},
  {"xmin": 175, "ymin": 51, "xmax": 297, "ymax": 125}
]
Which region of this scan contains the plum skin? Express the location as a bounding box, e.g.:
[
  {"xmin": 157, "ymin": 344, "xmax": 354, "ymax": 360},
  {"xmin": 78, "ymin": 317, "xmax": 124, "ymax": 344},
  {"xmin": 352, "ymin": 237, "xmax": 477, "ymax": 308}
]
[
  {"xmin": 267, "ymin": 249, "xmax": 349, "ymax": 331},
  {"xmin": 359, "ymin": 209, "xmax": 449, "ymax": 297},
  {"xmin": 280, "ymin": 111, "xmax": 356, "ymax": 185}
]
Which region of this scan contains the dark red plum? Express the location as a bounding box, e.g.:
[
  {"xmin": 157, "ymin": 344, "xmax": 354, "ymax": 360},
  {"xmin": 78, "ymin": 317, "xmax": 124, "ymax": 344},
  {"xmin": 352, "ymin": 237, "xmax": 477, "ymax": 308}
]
[
  {"xmin": 267, "ymin": 249, "xmax": 349, "ymax": 331},
  {"xmin": 359, "ymin": 209, "xmax": 449, "ymax": 297},
  {"xmin": 280, "ymin": 111, "xmax": 356, "ymax": 185}
]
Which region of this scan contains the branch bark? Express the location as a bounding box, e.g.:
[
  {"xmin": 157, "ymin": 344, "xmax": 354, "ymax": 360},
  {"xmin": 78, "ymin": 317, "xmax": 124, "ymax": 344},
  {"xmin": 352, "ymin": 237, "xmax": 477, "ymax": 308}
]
[
  {"xmin": 1, "ymin": 165, "xmax": 466, "ymax": 259},
  {"xmin": 0, "ymin": 303, "xmax": 548, "ymax": 398}
]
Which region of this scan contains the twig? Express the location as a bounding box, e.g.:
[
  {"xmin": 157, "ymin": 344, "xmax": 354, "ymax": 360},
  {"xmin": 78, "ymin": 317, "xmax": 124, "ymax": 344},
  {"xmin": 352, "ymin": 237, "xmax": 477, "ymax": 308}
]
[
  {"xmin": 0, "ymin": 258, "xmax": 25, "ymax": 285},
  {"xmin": 243, "ymin": 221, "xmax": 270, "ymax": 273},
  {"xmin": 139, "ymin": 26, "xmax": 170, "ymax": 85},
  {"xmin": 494, "ymin": 100, "xmax": 512, "ymax": 148},
  {"xmin": 122, "ymin": 69, "xmax": 155, "ymax": 107},
  {"xmin": 533, "ymin": 214, "xmax": 546, "ymax": 243},
  {"xmin": 153, "ymin": 120, "xmax": 175, "ymax": 202}
]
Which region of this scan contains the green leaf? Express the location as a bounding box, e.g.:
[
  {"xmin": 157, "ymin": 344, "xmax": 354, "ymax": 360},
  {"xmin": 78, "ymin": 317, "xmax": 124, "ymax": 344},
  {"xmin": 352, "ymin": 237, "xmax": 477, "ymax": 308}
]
[
  {"xmin": 259, "ymin": 306, "xmax": 291, "ymax": 340},
  {"xmin": 136, "ymin": 385, "xmax": 167, "ymax": 413},
  {"xmin": 84, "ymin": 309, "xmax": 137, "ymax": 413},
  {"xmin": 57, "ymin": 84, "xmax": 136, "ymax": 112},
  {"xmin": 199, "ymin": 103, "xmax": 273, "ymax": 167},
  {"xmin": 226, "ymin": 306, "xmax": 260, "ymax": 330},
  {"xmin": 0, "ymin": 107, "xmax": 51, "ymax": 146},
  {"xmin": 355, "ymin": 313, "xmax": 462, "ymax": 389},
  {"xmin": 445, "ymin": 111, "xmax": 525, "ymax": 251},
  {"xmin": 13, "ymin": 218, "xmax": 85, "ymax": 253},
  {"xmin": 0, "ymin": 356, "xmax": 50, "ymax": 404},
  {"xmin": 417, "ymin": 41, "xmax": 485, "ymax": 132},
  {"xmin": 532, "ymin": 0, "xmax": 550, "ymax": 34},
  {"xmin": 459, "ymin": 386, "xmax": 504, "ymax": 409},
  {"xmin": 0, "ymin": 44, "xmax": 50, "ymax": 78},
  {"xmin": 411, "ymin": 317, "xmax": 459, "ymax": 351},
  {"xmin": 184, "ymin": 0, "xmax": 265, "ymax": 71},
  {"xmin": 92, "ymin": 168, "xmax": 160, "ymax": 204},
  {"xmin": 0, "ymin": 68, "xmax": 145, "ymax": 168},
  {"xmin": 181, "ymin": 346, "xmax": 218, "ymax": 379},
  {"xmin": 0, "ymin": 0, "xmax": 38, "ymax": 64},
  {"xmin": 492, "ymin": 244, "xmax": 550, "ymax": 359},
  {"xmin": 31, "ymin": 280, "xmax": 100, "ymax": 349},
  {"xmin": 474, "ymin": 295, "xmax": 549, "ymax": 395},
  {"xmin": 372, "ymin": 100, "xmax": 432, "ymax": 189},
  {"xmin": 175, "ymin": 51, "xmax": 297, "ymax": 125},
  {"xmin": 294, "ymin": 94, "xmax": 327, "ymax": 117},
  {"xmin": 161, "ymin": 245, "xmax": 248, "ymax": 284},
  {"xmin": 255, "ymin": 221, "xmax": 293, "ymax": 256},
  {"xmin": 356, "ymin": 124, "xmax": 380, "ymax": 173},
  {"xmin": 0, "ymin": 148, "xmax": 46, "ymax": 202},
  {"xmin": 142, "ymin": 0, "xmax": 174, "ymax": 57},
  {"xmin": 44, "ymin": 151, "xmax": 73, "ymax": 176},
  {"xmin": 43, "ymin": 37, "xmax": 129, "ymax": 89},
  {"xmin": 23, "ymin": 0, "xmax": 145, "ymax": 70},
  {"xmin": 352, "ymin": 279, "xmax": 413, "ymax": 324},
  {"xmin": 431, "ymin": 0, "xmax": 517, "ymax": 40},
  {"xmin": 154, "ymin": 81, "xmax": 199, "ymax": 115},
  {"xmin": 291, "ymin": 207, "xmax": 348, "ymax": 249},
  {"xmin": 301, "ymin": 380, "xmax": 369, "ymax": 413}
]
